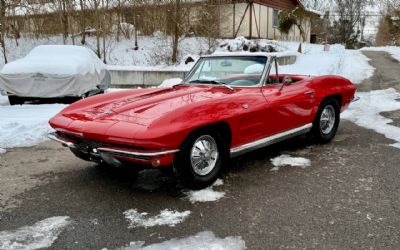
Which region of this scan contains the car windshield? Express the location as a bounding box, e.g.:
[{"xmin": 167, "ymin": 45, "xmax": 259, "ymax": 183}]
[{"xmin": 185, "ymin": 56, "xmax": 268, "ymax": 87}]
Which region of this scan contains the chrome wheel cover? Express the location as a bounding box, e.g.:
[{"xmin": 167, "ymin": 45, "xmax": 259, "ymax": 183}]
[
  {"xmin": 320, "ymin": 105, "xmax": 336, "ymax": 135},
  {"xmin": 190, "ymin": 135, "xmax": 219, "ymax": 176}
]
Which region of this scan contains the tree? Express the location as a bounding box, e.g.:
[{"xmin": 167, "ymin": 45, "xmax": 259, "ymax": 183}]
[
  {"xmin": 0, "ymin": 0, "xmax": 6, "ymax": 63},
  {"xmin": 328, "ymin": 0, "xmax": 365, "ymax": 48},
  {"xmin": 278, "ymin": 7, "xmax": 312, "ymax": 42}
]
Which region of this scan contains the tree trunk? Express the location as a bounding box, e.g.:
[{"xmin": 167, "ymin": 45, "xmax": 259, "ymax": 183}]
[
  {"xmin": 79, "ymin": 0, "xmax": 86, "ymax": 45},
  {"xmin": 172, "ymin": 0, "xmax": 180, "ymax": 64},
  {"xmin": 61, "ymin": 0, "xmax": 69, "ymax": 44},
  {"xmin": 0, "ymin": 0, "xmax": 7, "ymax": 63}
]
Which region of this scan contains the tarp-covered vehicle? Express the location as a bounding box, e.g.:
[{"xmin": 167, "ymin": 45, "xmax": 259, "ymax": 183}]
[{"xmin": 0, "ymin": 45, "xmax": 110, "ymax": 105}]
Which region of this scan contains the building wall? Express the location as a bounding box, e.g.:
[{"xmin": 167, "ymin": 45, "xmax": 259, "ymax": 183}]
[{"xmin": 220, "ymin": 3, "xmax": 311, "ymax": 43}]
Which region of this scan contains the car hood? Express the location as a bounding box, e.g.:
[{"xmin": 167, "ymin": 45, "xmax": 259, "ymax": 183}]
[{"xmin": 62, "ymin": 85, "xmax": 233, "ymax": 126}]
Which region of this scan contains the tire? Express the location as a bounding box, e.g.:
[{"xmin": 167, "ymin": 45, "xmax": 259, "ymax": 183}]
[
  {"xmin": 173, "ymin": 129, "xmax": 228, "ymax": 190},
  {"xmin": 310, "ymin": 98, "xmax": 340, "ymax": 144},
  {"xmin": 8, "ymin": 96, "xmax": 25, "ymax": 105}
]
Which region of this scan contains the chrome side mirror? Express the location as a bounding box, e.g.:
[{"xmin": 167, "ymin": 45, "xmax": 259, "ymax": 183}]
[
  {"xmin": 283, "ymin": 76, "xmax": 293, "ymax": 84},
  {"xmin": 279, "ymin": 76, "xmax": 293, "ymax": 92}
]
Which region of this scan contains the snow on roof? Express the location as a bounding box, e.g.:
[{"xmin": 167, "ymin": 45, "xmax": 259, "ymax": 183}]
[
  {"xmin": 304, "ymin": 7, "xmax": 323, "ymax": 16},
  {"xmin": 1, "ymin": 45, "xmax": 106, "ymax": 75}
]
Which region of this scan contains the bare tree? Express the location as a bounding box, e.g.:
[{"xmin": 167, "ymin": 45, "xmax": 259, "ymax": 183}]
[
  {"xmin": 0, "ymin": 0, "xmax": 7, "ymax": 63},
  {"xmin": 171, "ymin": 0, "xmax": 180, "ymax": 63},
  {"xmin": 330, "ymin": 0, "xmax": 373, "ymax": 48}
]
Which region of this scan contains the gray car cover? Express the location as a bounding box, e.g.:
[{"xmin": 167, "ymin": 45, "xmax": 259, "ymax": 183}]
[{"xmin": 0, "ymin": 45, "xmax": 108, "ymax": 98}]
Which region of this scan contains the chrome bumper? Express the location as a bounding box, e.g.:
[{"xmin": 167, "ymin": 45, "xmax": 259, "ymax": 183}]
[{"xmin": 48, "ymin": 132, "xmax": 179, "ymax": 167}]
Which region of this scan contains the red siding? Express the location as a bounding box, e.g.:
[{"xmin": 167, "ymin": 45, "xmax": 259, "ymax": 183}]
[{"xmin": 253, "ymin": 0, "xmax": 301, "ymax": 10}]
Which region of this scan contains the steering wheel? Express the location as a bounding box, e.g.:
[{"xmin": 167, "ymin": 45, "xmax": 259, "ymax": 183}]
[{"xmin": 229, "ymin": 79, "xmax": 257, "ymax": 86}]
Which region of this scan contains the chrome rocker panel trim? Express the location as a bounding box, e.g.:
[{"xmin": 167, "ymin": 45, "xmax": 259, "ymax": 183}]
[{"xmin": 230, "ymin": 124, "xmax": 313, "ymax": 157}]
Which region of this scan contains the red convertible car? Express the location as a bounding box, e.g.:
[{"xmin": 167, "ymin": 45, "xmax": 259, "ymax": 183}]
[{"xmin": 48, "ymin": 53, "xmax": 356, "ymax": 189}]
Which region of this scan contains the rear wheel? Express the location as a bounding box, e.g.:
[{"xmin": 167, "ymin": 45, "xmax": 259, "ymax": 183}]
[
  {"xmin": 8, "ymin": 96, "xmax": 25, "ymax": 105},
  {"xmin": 173, "ymin": 129, "xmax": 227, "ymax": 190},
  {"xmin": 310, "ymin": 98, "xmax": 340, "ymax": 143}
]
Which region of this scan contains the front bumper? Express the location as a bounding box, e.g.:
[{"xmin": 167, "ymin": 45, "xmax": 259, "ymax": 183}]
[{"xmin": 48, "ymin": 132, "xmax": 178, "ymax": 167}]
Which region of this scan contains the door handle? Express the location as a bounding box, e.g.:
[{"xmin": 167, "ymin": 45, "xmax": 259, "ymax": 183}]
[{"xmin": 304, "ymin": 91, "xmax": 315, "ymax": 96}]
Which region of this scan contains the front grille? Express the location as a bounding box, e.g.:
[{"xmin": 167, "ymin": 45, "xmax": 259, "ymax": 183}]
[{"xmin": 57, "ymin": 132, "xmax": 148, "ymax": 152}]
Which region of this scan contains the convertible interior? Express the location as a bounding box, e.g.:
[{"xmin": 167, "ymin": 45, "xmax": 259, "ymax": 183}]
[{"xmin": 222, "ymin": 74, "xmax": 310, "ymax": 86}]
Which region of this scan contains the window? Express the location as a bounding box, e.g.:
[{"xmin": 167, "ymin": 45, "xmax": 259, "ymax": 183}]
[
  {"xmin": 273, "ymin": 9, "xmax": 280, "ymax": 28},
  {"xmin": 185, "ymin": 56, "xmax": 268, "ymax": 87}
]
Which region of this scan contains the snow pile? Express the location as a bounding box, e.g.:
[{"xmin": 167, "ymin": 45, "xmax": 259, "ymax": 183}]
[
  {"xmin": 123, "ymin": 209, "xmax": 191, "ymax": 228},
  {"xmin": 270, "ymin": 154, "xmax": 311, "ymax": 171},
  {"xmin": 0, "ymin": 103, "xmax": 66, "ymax": 148},
  {"xmin": 0, "ymin": 95, "xmax": 9, "ymax": 105},
  {"xmin": 0, "ymin": 216, "xmax": 71, "ymax": 250},
  {"xmin": 278, "ymin": 42, "xmax": 374, "ymax": 84},
  {"xmin": 0, "ymin": 148, "xmax": 6, "ymax": 154},
  {"xmin": 159, "ymin": 78, "xmax": 183, "ymax": 88},
  {"xmin": 1, "ymin": 45, "xmax": 106, "ymax": 75},
  {"xmin": 120, "ymin": 231, "xmax": 245, "ymax": 250},
  {"xmin": 361, "ymin": 46, "xmax": 400, "ymax": 62},
  {"xmin": 342, "ymin": 88, "xmax": 400, "ymax": 149},
  {"xmin": 185, "ymin": 179, "xmax": 225, "ymax": 203},
  {"xmin": 217, "ymin": 37, "xmax": 286, "ymax": 53}
]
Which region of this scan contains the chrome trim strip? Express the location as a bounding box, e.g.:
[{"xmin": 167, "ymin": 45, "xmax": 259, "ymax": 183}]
[
  {"xmin": 97, "ymin": 147, "xmax": 179, "ymax": 157},
  {"xmin": 230, "ymin": 124, "xmax": 313, "ymax": 157},
  {"xmin": 48, "ymin": 132, "xmax": 77, "ymax": 149}
]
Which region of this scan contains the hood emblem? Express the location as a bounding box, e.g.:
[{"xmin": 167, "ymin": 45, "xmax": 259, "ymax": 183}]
[{"xmin": 242, "ymin": 104, "xmax": 249, "ymax": 109}]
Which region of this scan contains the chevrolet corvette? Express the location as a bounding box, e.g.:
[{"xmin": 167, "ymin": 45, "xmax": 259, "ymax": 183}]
[{"xmin": 48, "ymin": 53, "xmax": 356, "ymax": 189}]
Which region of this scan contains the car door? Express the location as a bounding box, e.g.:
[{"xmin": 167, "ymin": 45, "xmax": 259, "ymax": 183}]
[{"xmin": 261, "ymin": 58, "xmax": 316, "ymax": 135}]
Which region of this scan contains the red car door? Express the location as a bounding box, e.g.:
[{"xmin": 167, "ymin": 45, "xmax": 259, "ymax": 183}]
[{"xmin": 261, "ymin": 61, "xmax": 316, "ymax": 135}]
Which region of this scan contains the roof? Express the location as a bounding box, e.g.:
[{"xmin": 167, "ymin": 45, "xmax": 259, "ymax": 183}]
[{"xmin": 251, "ymin": 0, "xmax": 303, "ymax": 11}]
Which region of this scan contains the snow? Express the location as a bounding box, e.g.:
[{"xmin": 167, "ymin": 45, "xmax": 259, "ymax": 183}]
[
  {"xmin": 0, "ymin": 95, "xmax": 9, "ymax": 105},
  {"xmin": 217, "ymin": 37, "xmax": 286, "ymax": 53},
  {"xmin": 119, "ymin": 231, "xmax": 245, "ymax": 250},
  {"xmin": 0, "ymin": 35, "xmax": 209, "ymax": 70},
  {"xmin": 278, "ymin": 43, "xmax": 374, "ymax": 84},
  {"xmin": 0, "ymin": 216, "xmax": 71, "ymax": 250},
  {"xmin": 159, "ymin": 78, "xmax": 183, "ymax": 88},
  {"xmin": 342, "ymin": 88, "xmax": 400, "ymax": 149},
  {"xmin": 270, "ymin": 154, "xmax": 311, "ymax": 171},
  {"xmin": 1, "ymin": 45, "xmax": 106, "ymax": 75},
  {"xmin": 305, "ymin": 7, "xmax": 323, "ymax": 16},
  {"xmin": 185, "ymin": 179, "xmax": 225, "ymax": 203},
  {"xmin": 0, "ymin": 148, "xmax": 6, "ymax": 154},
  {"xmin": 0, "ymin": 35, "xmax": 374, "ymax": 86},
  {"xmin": 123, "ymin": 209, "xmax": 191, "ymax": 228},
  {"xmin": 361, "ymin": 46, "xmax": 400, "ymax": 63},
  {"xmin": 0, "ymin": 103, "xmax": 66, "ymax": 149}
]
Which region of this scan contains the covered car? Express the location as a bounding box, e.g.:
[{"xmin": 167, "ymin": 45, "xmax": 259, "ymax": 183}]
[{"xmin": 0, "ymin": 45, "xmax": 110, "ymax": 105}]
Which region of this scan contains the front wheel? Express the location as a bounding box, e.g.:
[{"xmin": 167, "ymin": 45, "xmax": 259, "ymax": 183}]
[
  {"xmin": 173, "ymin": 130, "xmax": 227, "ymax": 190},
  {"xmin": 310, "ymin": 98, "xmax": 340, "ymax": 143}
]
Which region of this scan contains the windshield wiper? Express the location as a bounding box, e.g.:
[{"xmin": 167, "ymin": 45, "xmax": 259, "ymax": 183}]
[{"xmin": 189, "ymin": 80, "xmax": 234, "ymax": 91}]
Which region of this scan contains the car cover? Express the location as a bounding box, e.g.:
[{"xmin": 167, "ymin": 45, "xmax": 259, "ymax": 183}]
[{"xmin": 0, "ymin": 45, "xmax": 108, "ymax": 98}]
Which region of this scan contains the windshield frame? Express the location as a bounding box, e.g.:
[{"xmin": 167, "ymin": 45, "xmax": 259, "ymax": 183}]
[{"xmin": 183, "ymin": 55, "xmax": 272, "ymax": 88}]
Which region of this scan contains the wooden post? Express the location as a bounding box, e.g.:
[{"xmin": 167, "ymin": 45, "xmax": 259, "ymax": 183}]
[
  {"xmin": 249, "ymin": 3, "xmax": 252, "ymax": 39},
  {"xmin": 232, "ymin": 3, "xmax": 235, "ymax": 38},
  {"xmin": 234, "ymin": 3, "xmax": 250, "ymax": 38}
]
